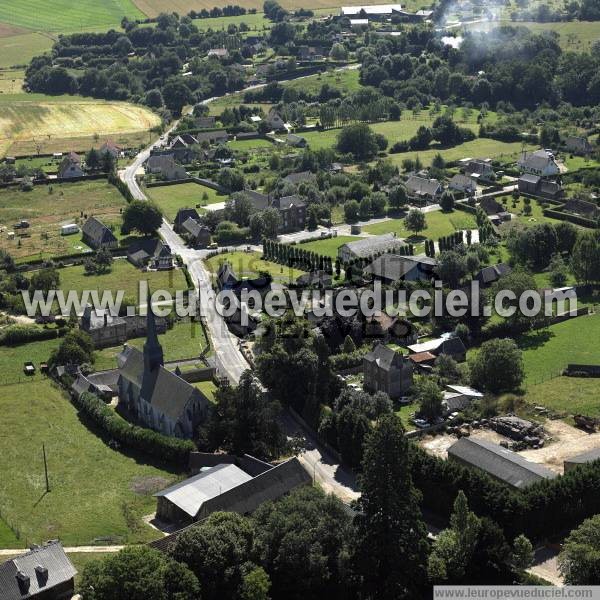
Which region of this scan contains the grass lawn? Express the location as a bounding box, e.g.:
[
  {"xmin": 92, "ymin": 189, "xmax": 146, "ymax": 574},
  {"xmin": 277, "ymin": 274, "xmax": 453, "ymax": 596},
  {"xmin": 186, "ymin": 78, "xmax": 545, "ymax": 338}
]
[
  {"xmin": 205, "ymin": 250, "xmax": 305, "ymax": 283},
  {"xmin": 297, "ymin": 235, "xmax": 360, "ymax": 259},
  {"xmin": 284, "ymin": 68, "xmax": 362, "ymax": 96},
  {"xmin": 0, "ymin": 69, "xmax": 24, "ymax": 94},
  {"xmin": 0, "ymin": 180, "xmax": 127, "ymax": 261},
  {"xmin": 387, "ymin": 139, "xmax": 533, "ymax": 168},
  {"xmin": 467, "ymin": 20, "xmax": 600, "ymax": 52},
  {"xmin": 229, "ymin": 138, "xmax": 273, "ymax": 151},
  {"xmin": 500, "ymin": 196, "xmax": 563, "ymax": 227},
  {"xmin": 363, "ymin": 210, "xmax": 477, "ymax": 241},
  {"xmin": 193, "ymin": 12, "xmax": 271, "ymax": 31},
  {"xmin": 57, "ymin": 259, "xmax": 189, "ymax": 302},
  {"xmin": 301, "ymin": 106, "xmax": 491, "ymax": 151},
  {"xmin": 0, "ymin": 517, "xmax": 21, "ymax": 548},
  {"xmin": 0, "ymin": 0, "xmax": 144, "ymax": 32},
  {"xmin": 524, "ymin": 377, "xmax": 600, "ymax": 419},
  {"xmin": 396, "ymin": 402, "xmax": 417, "ymax": 431},
  {"xmin": 0, "ymin": 378, "xmax": 180, "ymax": 546},
  {"xmin": 0, "ymin": 33, "xmax": 53, "ymax": 68},
  {"xmin": 518, "ymin": 314, "xmax": 600, "ymax": 387},
  {"xmin": 94, "ymin": 320, "xmax": 209, "ymax": 371},
  {"xmin": 0, "ymin": 338, "xmax": 61, "ymax": 385},
  {"xmin": 146, "ymin": 182, "xmax": 227, "ymax": 221},
  {"xmin": 0, "ymin": 96, "xmax": 160, "ymax": 157}
]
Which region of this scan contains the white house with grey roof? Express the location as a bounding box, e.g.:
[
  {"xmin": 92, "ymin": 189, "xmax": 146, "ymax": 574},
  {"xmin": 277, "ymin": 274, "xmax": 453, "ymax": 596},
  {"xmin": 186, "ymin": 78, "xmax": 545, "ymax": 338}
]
[
  {"xmin": 517, "ymin": 149, "xmax": 560, "ymax": 177},
  {"xmin": 448, "ymin": 437, "xmax": 557, "ymax": 488},
  {"xmin": 0, "ymin": 540, "xmax": 76, "ymax": 600},
  {"xmin": 81, "ymin": 216, "xmax": 118, "ymax": 250},
  {"xmin": 338, "ymin": 233, "xmax": 403, "ymax": 263}
]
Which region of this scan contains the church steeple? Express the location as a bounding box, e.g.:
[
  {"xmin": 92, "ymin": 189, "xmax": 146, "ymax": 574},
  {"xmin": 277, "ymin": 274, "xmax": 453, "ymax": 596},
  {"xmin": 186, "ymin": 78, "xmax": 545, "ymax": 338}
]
[{"xmin": 143, "ymin": 289, "xmax": 164, "ymax": 373}]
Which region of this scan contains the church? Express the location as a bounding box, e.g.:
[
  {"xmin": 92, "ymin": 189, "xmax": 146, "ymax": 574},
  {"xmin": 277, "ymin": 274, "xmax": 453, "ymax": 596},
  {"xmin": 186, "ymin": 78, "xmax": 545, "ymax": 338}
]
[{"xmin": 117, "ymin": 303, "xmax": 210, "ymax": 439}]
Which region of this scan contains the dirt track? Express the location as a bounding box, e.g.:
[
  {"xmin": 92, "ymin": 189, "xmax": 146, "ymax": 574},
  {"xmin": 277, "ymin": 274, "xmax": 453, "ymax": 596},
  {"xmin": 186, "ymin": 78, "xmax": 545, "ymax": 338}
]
[{"xmin": 420, "ymin": 419, "xmax": 600, "ymax": 474}]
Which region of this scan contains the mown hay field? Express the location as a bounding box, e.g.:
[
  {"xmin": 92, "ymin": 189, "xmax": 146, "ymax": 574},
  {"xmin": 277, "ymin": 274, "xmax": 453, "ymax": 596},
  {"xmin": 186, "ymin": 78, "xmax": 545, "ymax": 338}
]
[{"xmin": 0, "ymin": 98, "xmax": 160, "ymax": 156}]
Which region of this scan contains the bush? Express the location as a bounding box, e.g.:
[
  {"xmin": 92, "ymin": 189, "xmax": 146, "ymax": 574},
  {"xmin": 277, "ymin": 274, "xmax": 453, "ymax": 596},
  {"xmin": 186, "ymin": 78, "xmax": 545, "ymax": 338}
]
[
  {"xmin": 0, "ymin": 325, "xmax": 66, "ymax": 346},
  {"xmin": 75, "ymin": 392, "xmax": 194, "ymax": 463}
]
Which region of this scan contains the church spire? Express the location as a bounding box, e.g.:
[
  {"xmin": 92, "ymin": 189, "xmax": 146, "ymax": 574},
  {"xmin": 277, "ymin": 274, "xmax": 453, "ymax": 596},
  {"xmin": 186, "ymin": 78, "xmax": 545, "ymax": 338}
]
[{"xmin": 143, "ymin": 288, "xmax": 164, "ymax": 372}]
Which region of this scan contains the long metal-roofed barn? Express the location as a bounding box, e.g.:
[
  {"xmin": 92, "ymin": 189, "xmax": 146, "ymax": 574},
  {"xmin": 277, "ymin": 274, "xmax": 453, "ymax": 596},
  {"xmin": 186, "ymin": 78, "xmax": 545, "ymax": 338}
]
[
  {"xmin": 154, "ymin": 457, "xmax": 311, "ymax": 526},
  {"xmin": 448, "ymin": 437, "xmax": 558, "ymax": 489},
  {"xmin": 564, "ymin": 447, "xmax": 600, "ymax": 472}
]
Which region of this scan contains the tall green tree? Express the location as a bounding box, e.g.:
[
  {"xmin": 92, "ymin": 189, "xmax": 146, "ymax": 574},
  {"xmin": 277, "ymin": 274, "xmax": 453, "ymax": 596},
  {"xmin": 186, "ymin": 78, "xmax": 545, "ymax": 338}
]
[
  {"xmin": 353, "ymin": 414, "xmax": 429, "ymax": 599},
  {"xmin": 121, "ymin": 200, "xmax": 163, "ymax": 236}
]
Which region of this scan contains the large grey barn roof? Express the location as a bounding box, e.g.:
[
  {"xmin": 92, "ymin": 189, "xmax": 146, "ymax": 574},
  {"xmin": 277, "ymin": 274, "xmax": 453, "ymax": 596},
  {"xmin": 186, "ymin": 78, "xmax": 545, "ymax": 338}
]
[
  {"xmin": 155, "ymin": 464, "xmax": 252, "ymax": 518},
  {"xmin": 565, "ymin": 447, "xmax": 600, "ymax": 465},
  {"xmin": 448, "ymin": 437, "xmax": 557, "ymax": 489},
  {"xmin": 0, "ymin": 541, "xmax": 76, "ymax": 600}
]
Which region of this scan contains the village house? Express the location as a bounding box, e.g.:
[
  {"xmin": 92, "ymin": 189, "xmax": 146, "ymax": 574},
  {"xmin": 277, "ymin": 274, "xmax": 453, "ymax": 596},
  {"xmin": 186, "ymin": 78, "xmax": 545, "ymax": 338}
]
[
  {"xmin": 266, "ymin": 109, "xmax": 286, "ymax": 131},
  {"xmin": 517, "ymin": 174, "xmax": 563, "ymax": 200},
  {"xmin": 363, "ymin": 254, "xmax": 437, "ymax": 285},
  {"xmin": 564, "ymin": 135, "xmax": 593, "ymax": 156},
  {"xmin": 145, "ymin": 154, "xmax": 187, "ymax": 180},
  {"xmin": 272, "ymin": 194, "xmax": 307, "ymax": 232},
  {"xmin": 283, "ymin": 170, "xmax": 316, "ymax": 185},
  {"xmin": 448, "ymin": 437, "xmax": 557, "ymax": 489},
  {"xmin": 286, "ymin": 133, "xmax": 308, "ymax": 148},
  {"xmin": 341, "ymin": 4, "xmax": 403, "ymax": 17},
  {"xmin": 474, "ymin": 262, "xmax": 512, "ymax": 287},
  {"xmin": 127, "ymin": 238, "xmax": 174, "ymax": 270},
  {"xmin": 168, "ymin": 135, "xmax": 199, "ymax": 163},
  {"xmin": 99, "ymin": 140, "xmax": 122, "ymax": 159},
  {"xmin": 448, "ymin": 173, "xmax": 477, "ymax": 196},
  {"xmin": 442, "ymin": 384, "xmax": 483, "ymax": 415},
  {"xmin": 517, "ymin": 149, "xmax": 560, "ymax": 177},
  {"xmin": 405, "ymin": 175, "xmax": 443, "ymax": 204},
  {"xmin": 479, "ymin": 197, "xmax": 510, "ymax": 220},
  {"xmin": 117, "ymin": 305, "xmax": 210, "ymax": 438},
  {"xmin": 338, "ymin": 233, "xmax": 402, "ymax": 263},
  {"xmin": 173, "ymin": 208, "xmax": 201, "ymax": 233},
  {"xmin": 0, "ymin": 540, "xmax": 77, "ymax": 600},
  {"xmin": 408, "ymin": 334, "xmax": 467, "ymax": 363},
  {"xmin": 194, "ymin": 130, "xmax": 228, "ymax": 146},
  {"xmin": 57, "ymin": 151, "xmax": 84, "ymax": 179},
  {"xmin": 80, "ymin": 304, "xmax": 168, "ymax": 349},
  {"xmin": 363, "ymin": 344, "xmax": 414, "ymax": 399},
  {"xmin": 459, "ymin": 158, "xmax": 496, "ymax": 182},
  {"xmin": 363, "ymin": 313, "xmax": 416, "ymax": 344},
  {"xmin": 181, "ymin": 217, "xmax": 212, "ymax": 248},
  {"xmin": 81, "ymin": 216, "xmax": 118, "ymax": 250},
  {"xmin": 195, "ymin": 116, "xmax": 217, "ymax": 129},
  {"xmin": 208, "ymin": 48, "xmax": 229, "ymax": 59},
  {"xmin": 297, "ymin": 45, "xmax": 326, "ymax": 60}
]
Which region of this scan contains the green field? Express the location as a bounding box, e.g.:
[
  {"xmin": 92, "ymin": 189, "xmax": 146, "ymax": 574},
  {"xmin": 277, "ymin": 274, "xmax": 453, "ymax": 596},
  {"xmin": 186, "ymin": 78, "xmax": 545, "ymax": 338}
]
[
  {"xmin": 388, "ymin": 139, "xmax": 533, "ymax": 168},
  {"xmin": 0, "ymin": 378, "xmax": 179, "ymax": 546},
  {"xmin": 205, "ymin": 250, "xmax": 305, "ymax": 283},
  {"xmin": 518, "ymin": 314, "xmax": 600, "ymax": 387},
  {"xmin": 193, "ymin": 12, "xmax": 271, "ymax": 31},
  {"xmin": 296, "ymin": 235, "xmax": 360, "ymax": 258},
  {"xmin": 229, "ymin": 138, "xmax": 274, "ymax": 151},
  {"xmin": 524, "ymin": 377, "xmax": 600, "ymax": 419},
  {"xmin": 466, "ymin": 20, "xmax": 600, "ymax": 51},
  {"xmin": 284, "ymin": 68, "xmax": 362, "ymax": 95},
  {"xmin": 363, "ymin": 210, "xmax": 477, "ymax": 240},
  {"xmin": 0, "ymin": 96, "xmax": 160, "ymax": 157},
  {"xmin": 56, "ymin": 259, "xmax": 189, "ymax": 302},
  {"xmin": 0, "ymin": 180, "xmax": 128, "ymax": 262},
  {"xmin": 302, "ymin": 107, "xmax": 486, "ymax": 151},
  {"xmin": 0, "ymin": 32, "xmax": 53, "ymax": 68},
  {"xmin": 94, "ymin": 320, "xmax": 209, "ymax": 370},
  {"xmin": 0, "ymin": 0, "xmax": 144, "ymax": 33},
  {"xmin": 146, "ymin": 182, "xmax": 226, "ymax": 221}
]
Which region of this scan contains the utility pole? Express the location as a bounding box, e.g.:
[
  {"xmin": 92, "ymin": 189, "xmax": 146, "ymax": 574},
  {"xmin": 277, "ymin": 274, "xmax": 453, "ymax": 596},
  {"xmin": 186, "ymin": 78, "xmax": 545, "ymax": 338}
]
[{"xmin": 42, "ymin": 444, "xmax": 50, "ymax": 493}]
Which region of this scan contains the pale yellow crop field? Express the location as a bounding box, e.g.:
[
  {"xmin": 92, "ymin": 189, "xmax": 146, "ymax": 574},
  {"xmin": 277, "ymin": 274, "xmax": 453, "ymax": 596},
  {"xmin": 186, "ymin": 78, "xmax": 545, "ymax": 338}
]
[{"xmin": 0, "ymin": 99, "xmax": 161, "ymax": 156}]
